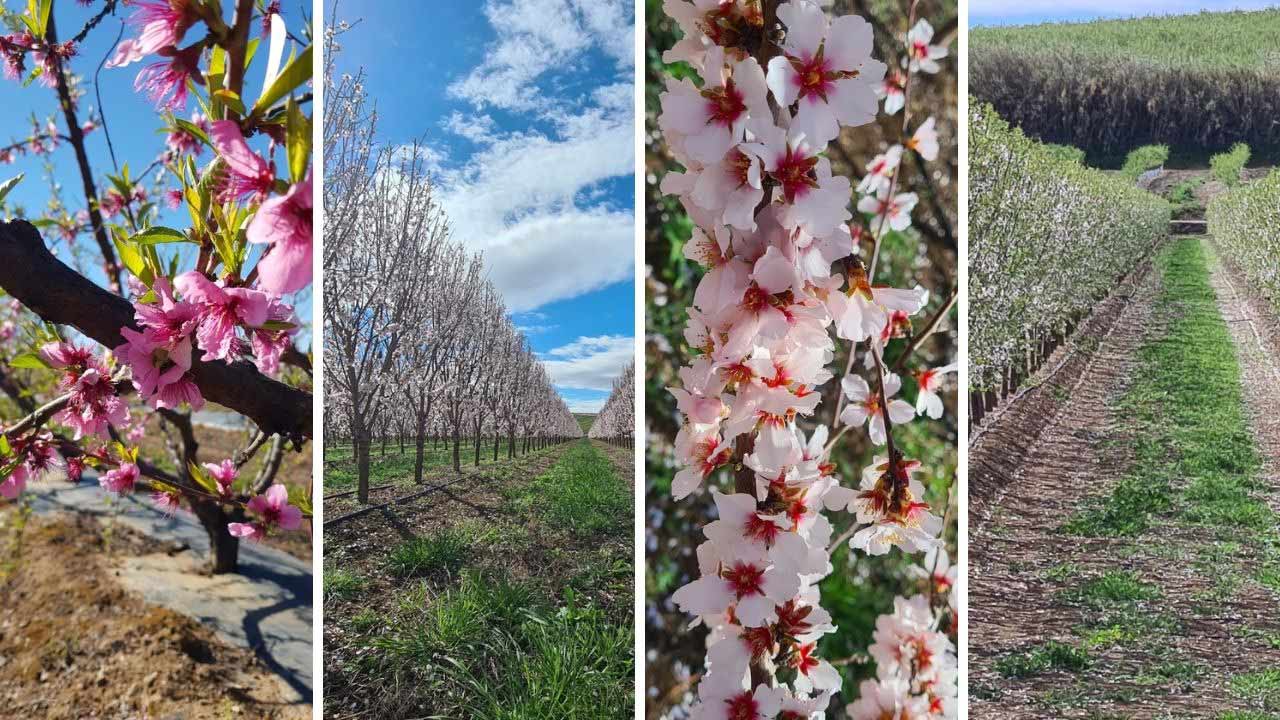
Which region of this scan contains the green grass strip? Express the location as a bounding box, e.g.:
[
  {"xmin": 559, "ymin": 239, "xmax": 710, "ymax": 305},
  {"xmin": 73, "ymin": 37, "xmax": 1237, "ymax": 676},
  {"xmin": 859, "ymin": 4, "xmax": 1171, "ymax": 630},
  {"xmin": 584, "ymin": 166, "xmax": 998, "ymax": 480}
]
[
  {"xmin": 1064, "ymin": 238, "xmax": 1270, "ymax": 539},
  {"xmin": 523, "ymin": 440, "xmax": 631, "ymax": 536}
]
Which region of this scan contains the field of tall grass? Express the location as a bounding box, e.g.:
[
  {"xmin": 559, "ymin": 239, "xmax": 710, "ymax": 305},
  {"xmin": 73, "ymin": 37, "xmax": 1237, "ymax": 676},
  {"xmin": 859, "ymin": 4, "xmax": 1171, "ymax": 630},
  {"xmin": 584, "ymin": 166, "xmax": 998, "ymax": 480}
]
[{"xmin": 970, "ymin": 10, "xmax": 1280, "ymax": 165}]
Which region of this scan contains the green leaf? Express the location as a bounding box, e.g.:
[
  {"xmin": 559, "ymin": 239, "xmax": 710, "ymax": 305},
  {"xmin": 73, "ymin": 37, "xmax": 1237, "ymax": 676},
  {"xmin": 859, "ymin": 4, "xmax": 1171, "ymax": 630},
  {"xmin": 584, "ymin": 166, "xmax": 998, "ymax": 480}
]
[
  {"xmin": 111, "ymin": 228, "xmax": 147, "ymax": 279},
  {"xmin": 0, "ymin": 173, "xmax": 23, "ymax": 205},
  {"xmin": 285, "ymin": 98, "xmax": 310, "ymax": 182},
  {"xmin": 9, "ymin": 352, "xmax": 51, "ymax": 370},
  {"xmin": 259, "ymin": 320, "xmax": 297, "ymax": 332},
  {"xmin": 0, "ymin": 434, "xmax": 10, "ymax": 457},
  {"xmin": 252, "ymin": 45, "xmax": 312, "ymax": 115},
  {"xmin": 131, "ymin": 226, "xmax": 190, "ymax": 245},
  {"xmin": 214, "ymin": 89, "xmax": 247, "ymax": 117},
  {"xmin": 173, "ymin": 119, "xmax": 211, "ymax": 147},
  {"xmin": 187, "ymin": 461, "xmax": 221, "ymax": 495}
]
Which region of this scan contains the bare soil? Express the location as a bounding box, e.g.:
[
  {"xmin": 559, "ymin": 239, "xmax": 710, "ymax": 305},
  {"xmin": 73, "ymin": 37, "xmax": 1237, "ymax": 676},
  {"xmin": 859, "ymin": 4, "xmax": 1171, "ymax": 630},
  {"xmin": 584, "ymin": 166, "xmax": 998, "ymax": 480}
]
[
  {"xmin": 968, "ymin": 238, "xmax": 1280, "ymax": 717},
  {"xmin": 0, "ymin": 509, "xmax": 308, "ymax": 719}
]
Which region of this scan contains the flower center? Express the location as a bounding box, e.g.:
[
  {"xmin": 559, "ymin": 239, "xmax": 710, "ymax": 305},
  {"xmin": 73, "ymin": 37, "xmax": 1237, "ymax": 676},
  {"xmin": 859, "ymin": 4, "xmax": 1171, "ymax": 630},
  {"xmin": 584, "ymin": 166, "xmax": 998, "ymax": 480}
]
[
  {"xmin": 724, "ymin": 691, "xmax": 759, "ymax": 720},
  {"xmin": 702, "ymin": 80, "xmax": 746, "ymax": 128},
  {"xmin": 771, "ymin": 145, "xmax": 819, "ymax": 203},
  {"xmin": 722, "ymin": 561, "xmax": 766, "ymax": 599}
]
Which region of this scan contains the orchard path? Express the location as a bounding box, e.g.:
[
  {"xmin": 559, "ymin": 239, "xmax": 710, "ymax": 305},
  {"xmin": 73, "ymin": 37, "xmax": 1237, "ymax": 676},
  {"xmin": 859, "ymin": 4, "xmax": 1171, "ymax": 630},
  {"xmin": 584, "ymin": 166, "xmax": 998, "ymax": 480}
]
[
  {"xmin": 25, "ymin": 480, "xmax": 313, "ymax": 703},
  {"xmin": 968, "ymin": 235, "xmax": 1280, "ymax": 718}
]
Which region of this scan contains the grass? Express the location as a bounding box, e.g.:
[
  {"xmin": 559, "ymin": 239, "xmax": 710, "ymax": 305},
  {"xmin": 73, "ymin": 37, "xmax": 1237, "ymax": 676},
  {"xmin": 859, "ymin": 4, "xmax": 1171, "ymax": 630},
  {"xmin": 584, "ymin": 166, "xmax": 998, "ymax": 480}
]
[
  {"xmin": 521, "ymin": 440, "xmax": 630, "ymax": 536},
  {"xmin": 386, "ymin": 527, "xmax": 474, "ymax": 578},
  {"xmin": 1063, "ymin": 239, "xmax": 1267, "ymax": 539},
  {"xmin": 1230, "ymin": 670, "xmax": 1280, "ymax": 711},
  {"xmin": 996, "ymin": 641, "xmax": 1092, "ymax": 678},
  {"xmin": 328, "ymin": 440, "xmax": 635, "ymax": 718},
  {"xmin": 1062, "ymin": 570, "xmax": 1160, "ymax": 607},
  {"xmin": 324, "ymin": 437, "xmax": 538, "ymax": 492},
  {"xmin": 324, "ymin": 568, "xmax": 366, "ymax": 602}
]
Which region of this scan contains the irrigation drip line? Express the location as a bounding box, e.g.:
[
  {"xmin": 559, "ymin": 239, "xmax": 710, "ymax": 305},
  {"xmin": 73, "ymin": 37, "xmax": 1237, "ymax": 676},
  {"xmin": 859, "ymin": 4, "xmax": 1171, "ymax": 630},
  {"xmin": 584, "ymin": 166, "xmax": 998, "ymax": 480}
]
[{"xmin": 325, "ymin": 451, "xmax": 558, "ymax": 527}]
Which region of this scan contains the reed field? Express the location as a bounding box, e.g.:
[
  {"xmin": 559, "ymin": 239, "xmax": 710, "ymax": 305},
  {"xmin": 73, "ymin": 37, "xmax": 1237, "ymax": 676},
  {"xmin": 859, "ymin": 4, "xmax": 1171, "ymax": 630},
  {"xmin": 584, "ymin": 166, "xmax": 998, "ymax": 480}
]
[{"xmin": 970, "ymin": 10, "xmax": 1280, "ymax": 165}]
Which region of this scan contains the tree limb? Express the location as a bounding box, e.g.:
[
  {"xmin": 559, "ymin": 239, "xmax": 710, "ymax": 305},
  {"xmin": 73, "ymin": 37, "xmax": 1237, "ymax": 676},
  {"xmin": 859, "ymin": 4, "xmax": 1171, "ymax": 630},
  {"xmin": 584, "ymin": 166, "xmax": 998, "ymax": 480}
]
[{"xmin": 0, "ymin": 220, "xmax": 312, "ymax": 441}]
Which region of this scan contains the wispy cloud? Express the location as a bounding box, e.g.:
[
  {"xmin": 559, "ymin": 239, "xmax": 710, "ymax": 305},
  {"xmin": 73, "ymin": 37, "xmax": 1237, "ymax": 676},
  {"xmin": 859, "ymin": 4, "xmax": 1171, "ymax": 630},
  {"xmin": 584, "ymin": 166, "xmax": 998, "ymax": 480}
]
[{"xmin": 541, "ymin": 334, "xmax": 633, "ymax": 391}]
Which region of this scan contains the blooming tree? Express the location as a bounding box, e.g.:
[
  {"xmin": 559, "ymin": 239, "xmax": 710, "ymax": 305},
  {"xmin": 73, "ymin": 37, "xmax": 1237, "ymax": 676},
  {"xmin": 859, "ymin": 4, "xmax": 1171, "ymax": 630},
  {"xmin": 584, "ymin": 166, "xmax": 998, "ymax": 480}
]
[
  {"xmin": 656, "ymin": 0, "xmax": 956, "ymax": 715},
  {"xmin": 589, "ymin": 362, "xmax": 636, "ymax": 446},
  {"xmin": 322, "ymin": 20, "xmax": 581, "ymax": 504},
  {"xmin": 0, "ymin": 0, "xmax": 313, "ymax": 573}
]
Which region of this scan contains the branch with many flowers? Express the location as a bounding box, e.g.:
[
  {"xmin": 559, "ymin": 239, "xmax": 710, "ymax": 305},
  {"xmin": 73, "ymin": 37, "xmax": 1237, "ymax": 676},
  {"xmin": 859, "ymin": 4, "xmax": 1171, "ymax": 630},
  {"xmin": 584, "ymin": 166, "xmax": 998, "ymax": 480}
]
[
  {"xmin": 657, "ymin": 0, "xmax": 956, "ymax": 716},
  {"xmin": 0, "ymin": 0, "xmax": 313, "ymax": 568}
]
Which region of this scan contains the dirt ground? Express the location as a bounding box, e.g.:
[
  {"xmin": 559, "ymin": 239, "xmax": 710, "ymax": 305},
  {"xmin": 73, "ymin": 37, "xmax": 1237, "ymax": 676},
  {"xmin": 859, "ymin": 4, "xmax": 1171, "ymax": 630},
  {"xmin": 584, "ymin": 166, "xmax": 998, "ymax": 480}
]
[
  {"xmin": 0, "ymin": 509, "xmax": 309, "ymax": 719},
  {"xmin": 968, "ymin": 237, "xmax": 1280, "ymax": 717}
]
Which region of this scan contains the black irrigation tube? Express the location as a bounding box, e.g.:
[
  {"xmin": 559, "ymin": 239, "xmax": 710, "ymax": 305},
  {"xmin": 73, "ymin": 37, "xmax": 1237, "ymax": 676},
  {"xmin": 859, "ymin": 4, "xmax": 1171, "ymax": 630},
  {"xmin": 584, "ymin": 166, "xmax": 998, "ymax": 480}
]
[{"xmin": 325, "ymin": 449, "xmax": 564, "ymax": 527}]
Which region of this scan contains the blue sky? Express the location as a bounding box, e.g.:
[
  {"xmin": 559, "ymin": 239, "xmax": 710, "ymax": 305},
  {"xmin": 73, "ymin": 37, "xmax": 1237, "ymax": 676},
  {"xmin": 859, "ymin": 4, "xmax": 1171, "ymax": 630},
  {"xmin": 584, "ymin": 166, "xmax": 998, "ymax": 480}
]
[
  {"xmin": 0, "ymin": 1, "xmax": 312, "ymax": 326},
  {"xmin": 335, "ymin": 0, "xmax": 636, "ymax": 413},
  {"xmin": 972, "ymin": 0, "xmax": 1278, "ymax": 25}
]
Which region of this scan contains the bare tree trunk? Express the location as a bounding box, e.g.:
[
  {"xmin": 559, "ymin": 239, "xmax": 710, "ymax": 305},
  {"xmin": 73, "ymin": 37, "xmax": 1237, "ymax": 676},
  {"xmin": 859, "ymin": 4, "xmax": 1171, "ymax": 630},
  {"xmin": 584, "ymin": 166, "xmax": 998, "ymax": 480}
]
[{"xmin": 452, "ymin": 418, "xmax": 462, "ymax": 473}]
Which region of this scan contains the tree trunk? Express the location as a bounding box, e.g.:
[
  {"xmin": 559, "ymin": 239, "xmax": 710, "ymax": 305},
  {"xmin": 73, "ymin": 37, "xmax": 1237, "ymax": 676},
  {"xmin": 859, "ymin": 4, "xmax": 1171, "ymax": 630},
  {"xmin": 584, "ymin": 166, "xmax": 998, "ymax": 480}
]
[
  {"xmin": 452, "ymin": 419, "xmax": 461, "ymax": 473},
  {"xmin": 493, "ymin": 434, "xmax": 500, "ymax": 461},
  {"xmin": 473, "ymin": 417, "xmax": 482, "ymax": 467},
  {"xmin": 414, "ymin": 414, "xmax": 427, "ymax": 484},
  {"xmin": 192, "ymin": 500, "xmax": 239, "ymax": 573},
  {"xmin": 356, "ymin": 427, "xmax": 371, "ymax": 504}
]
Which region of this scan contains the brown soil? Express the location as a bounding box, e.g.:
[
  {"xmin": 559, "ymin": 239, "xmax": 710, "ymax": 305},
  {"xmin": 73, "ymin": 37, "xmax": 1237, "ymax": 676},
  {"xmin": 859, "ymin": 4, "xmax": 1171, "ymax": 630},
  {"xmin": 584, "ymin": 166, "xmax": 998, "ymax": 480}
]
[
  {"xmin": 0, "ymin": 509, "xmax": 308, "ymax": 719},
  {"xmin": 1207, "ymin": 241, "xmax": 1280, "ymax": 516},
  {"xmin": 968, "ymin": 238, "xmax": 1280, "ymax": 717}
]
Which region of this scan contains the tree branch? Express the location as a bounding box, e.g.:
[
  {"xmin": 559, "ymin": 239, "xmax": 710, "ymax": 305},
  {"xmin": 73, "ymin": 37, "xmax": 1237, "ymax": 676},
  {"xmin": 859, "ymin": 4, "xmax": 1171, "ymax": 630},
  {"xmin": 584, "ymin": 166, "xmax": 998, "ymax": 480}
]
[{"xmin": 0, "ymin": 220, "xmax": 312, "ymax": 441}]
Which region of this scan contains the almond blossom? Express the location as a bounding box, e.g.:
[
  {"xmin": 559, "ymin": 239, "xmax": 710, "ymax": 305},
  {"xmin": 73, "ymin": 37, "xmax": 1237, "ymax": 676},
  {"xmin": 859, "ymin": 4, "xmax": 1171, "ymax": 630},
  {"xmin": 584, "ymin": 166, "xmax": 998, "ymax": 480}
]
[
  {"xmin": 765, "ymin": 0, "xmax": 885, "ymax": 147},
  {"xmin": 657, "ymin": 0, "xmax": 954, "ymax": 715}
]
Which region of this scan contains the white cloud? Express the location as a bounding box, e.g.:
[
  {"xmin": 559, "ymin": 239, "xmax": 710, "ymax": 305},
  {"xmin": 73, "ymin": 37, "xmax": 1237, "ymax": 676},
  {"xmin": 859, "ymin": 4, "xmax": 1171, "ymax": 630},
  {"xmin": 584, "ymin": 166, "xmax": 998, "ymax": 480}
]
[
  {"xmin": 435, "ymin": 82, "xmax": 634, "ymax": 311},
  {"xmin": 542, "ymin": 334, "xmax": 634, "ymax": 391},
  {"xmin": 444, "ymin": 112, "xmax": 497, "ymax": 144},
  {"xmin": 567, "ymin": 397, "xmax": 606, "ymax": 413},
  {"xmin": 515, "ymin": 323, "xmax": 558, "ymax": 335},
  {"xmin": 447, "ymin": 0, "xmax": 633, "ymax": 111}
]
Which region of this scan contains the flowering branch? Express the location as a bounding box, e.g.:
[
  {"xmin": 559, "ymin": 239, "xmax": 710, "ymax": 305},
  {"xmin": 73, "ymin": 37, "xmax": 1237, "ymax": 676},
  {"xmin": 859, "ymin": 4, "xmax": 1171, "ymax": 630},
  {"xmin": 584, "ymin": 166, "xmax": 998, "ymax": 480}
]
[{"xmin": 0, "ymin": 219, "xmax": 312, "ymax": 441}]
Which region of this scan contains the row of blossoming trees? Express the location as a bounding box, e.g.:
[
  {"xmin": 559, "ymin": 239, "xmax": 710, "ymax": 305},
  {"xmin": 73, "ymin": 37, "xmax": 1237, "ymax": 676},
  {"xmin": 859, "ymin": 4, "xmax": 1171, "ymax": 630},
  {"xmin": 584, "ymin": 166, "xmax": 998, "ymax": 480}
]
[
  {"xmin": 1207, "ymin": 169, "xmax": 1280, "ymax": 310},
  {"xmin": 0, "ymin": 0, "xmax": 314, "ymax": 573},
  {"xmin": 588, "ymin": 362, "xmax": 635, "ymax": 447},
  {"xmin": 648, "ymin": 0, "xmax": 958, "ymax": 717},
  {"xmin": 968, "ymin": 102, "xmax": 1170, "ymax": 423},
  {"xmin": 321, "ymin": 26, "xmax": 580, "ymax": 506}
]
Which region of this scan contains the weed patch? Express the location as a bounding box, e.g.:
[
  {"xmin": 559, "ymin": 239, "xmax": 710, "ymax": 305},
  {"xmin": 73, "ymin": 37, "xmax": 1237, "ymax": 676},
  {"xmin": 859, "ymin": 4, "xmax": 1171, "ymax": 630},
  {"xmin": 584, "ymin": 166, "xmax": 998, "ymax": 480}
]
[{"xmin": 996, "ymin": 641, "xmax": 1091, "ymax": 678}]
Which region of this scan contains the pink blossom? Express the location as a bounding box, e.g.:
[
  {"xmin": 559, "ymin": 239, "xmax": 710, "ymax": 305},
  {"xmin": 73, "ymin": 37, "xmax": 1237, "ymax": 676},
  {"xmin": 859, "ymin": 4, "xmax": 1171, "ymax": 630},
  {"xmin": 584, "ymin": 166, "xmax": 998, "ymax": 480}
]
[
  {"xmin": 56, "ymin": 367, "xmax": 130, "ymax": 440},
  {"xmin": 118, "ymin": 0, "xmax": 202, "ymax": 62},
  {"xmin": 152, "ymin": 490, "xmax": 182, "ymax": 515},
  {"xmin": 659, "ymin": 46, "xmax": 771, "ymax": 164},
  {"xmin": 174, "ymin": 271, "xmax": 270, "ymax": 362},
  {"xmin": 135, "ymin": 45, "xmax": 202, "ymax": 110},
  {"xmin": 166, "ymin": 111, "xmax": 208, "ymax": 157},
  {"xmin": 227, "ymin": 521, "xmax": 266, "ymax": 541},
  {"xmin": 203, "ymin": 458, "xmax": 238, "ymax": 499},
  {"xmin": 100, "ymin": 462, "xmax": 139, "ymax": 494},
  {"xmin": 248, "ymin": 297, "xmax": 298, "ymax": 375},
  {"xmin": 132, "ymin": 277, "xmax": 199, "ymax": 351},
  {"xmin": 766, "ymin": 1, "xmax": 884, "ymax": 146},
  {"xmin": 210, "ymin": 121, "xmax": 275, "ymax": 203},
  {"xmin": 247, "ymin": 484, "xmax": 303, "ymax": 531},
  {"xmin": 247, "ymin": 172, "xmax": 312, "ymax": 295},
  {"xmin": 39, "ymin": 341, "xmax": 95, "ymax": 370},
  {"xmin": 115, "ymin": 327, "xmax": 203, "ymax": 411},
  {"xmin": 228, "ymin": 484, "xmax": 302, "ymax": 540},
  {"xmin": 876, "ymin": 69, "xmax": 906, "ymax": 115}
]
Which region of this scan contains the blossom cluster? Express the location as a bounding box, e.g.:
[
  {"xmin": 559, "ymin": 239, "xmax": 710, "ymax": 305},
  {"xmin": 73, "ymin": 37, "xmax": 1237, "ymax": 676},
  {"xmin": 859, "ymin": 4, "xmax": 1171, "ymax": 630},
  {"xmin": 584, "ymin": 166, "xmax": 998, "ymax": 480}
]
[
  {"xmin": 968, "ymin": 103, "xmax": 1168, "ymax": 394},
  {"xmin": 0, "ymin": 0, "xmax": 311, "ymax": 548},
  {"xmin": 658, "ymin": 0, "xmax": 955, "ymax": 716}
]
